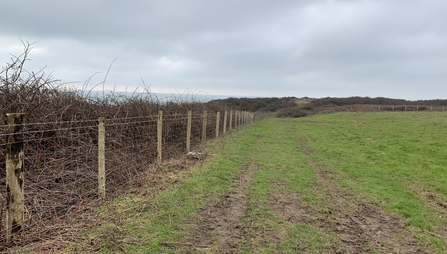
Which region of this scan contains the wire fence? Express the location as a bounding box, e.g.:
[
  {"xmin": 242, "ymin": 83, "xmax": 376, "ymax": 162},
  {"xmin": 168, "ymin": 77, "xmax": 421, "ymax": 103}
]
[
  {"xmin": 317, "ymin": 104, "xmax": 447, "ymax": 114},
  {"xmin": 0, "ymin": 110, "xmax": 255, "ymax": 247}
]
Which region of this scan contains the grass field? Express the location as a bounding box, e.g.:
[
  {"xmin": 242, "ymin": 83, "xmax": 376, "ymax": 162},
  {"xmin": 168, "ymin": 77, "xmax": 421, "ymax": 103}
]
[{"xmin": 80, "ymin": 112, "xmax": 447, "ymax": 253}]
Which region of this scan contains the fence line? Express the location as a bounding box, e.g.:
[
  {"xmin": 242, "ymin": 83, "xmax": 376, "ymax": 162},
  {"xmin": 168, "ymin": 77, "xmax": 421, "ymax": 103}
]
[
  {"xmin": 0, "ymin": 110, "xmax": 256, "ymax": 245},
  {"xmin": 330, "ymin": 104, "xmax": 447, "ymax": 113}
]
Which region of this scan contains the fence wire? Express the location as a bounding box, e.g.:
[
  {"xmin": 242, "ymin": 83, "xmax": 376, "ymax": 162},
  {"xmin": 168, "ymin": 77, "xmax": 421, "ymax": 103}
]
[{"xmin": 0, "ymin": 110, "xmax": 252, "ymax": 248}]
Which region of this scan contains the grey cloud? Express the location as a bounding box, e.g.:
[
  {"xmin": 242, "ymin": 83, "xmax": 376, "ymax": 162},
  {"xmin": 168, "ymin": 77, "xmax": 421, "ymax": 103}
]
[{"xmin": 0, "ymin": 0, "xmax": 446, "ymax": 99}]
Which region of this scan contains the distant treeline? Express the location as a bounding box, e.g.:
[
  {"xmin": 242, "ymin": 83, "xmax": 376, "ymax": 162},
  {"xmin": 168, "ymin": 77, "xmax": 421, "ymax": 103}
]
[
  {"xmin": 308, "ymin": 97, "xmax": 447, "ymax": 107},
  {"xmin": 207, "ymin": 97, "xmax": 299, "ymax": 112},
  {"xmin": 209, "ymin": 96, "xmax": 447, "ymax": 113}
]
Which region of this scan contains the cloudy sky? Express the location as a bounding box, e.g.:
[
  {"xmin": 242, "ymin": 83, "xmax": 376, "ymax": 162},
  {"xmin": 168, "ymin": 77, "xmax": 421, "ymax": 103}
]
[{"xmin": 1, "ymin": 0, "xmax": 446, "ymax": 100}]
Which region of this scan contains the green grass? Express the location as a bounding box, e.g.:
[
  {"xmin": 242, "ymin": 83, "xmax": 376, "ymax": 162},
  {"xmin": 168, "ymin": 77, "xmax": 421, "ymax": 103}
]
[
  {"xmin": 83, "ymin": 112, "xmax": 447, "ymax": 253},
  {"xmin": 239, "ymin": 120, "xmax": 337, "ymax": 253},
  {"xmin": 87, "ymin": 126, "xmax": 261, "ymax": 253},
  {"xmin": 296, "ymin": 112, "xmax": 447, "ymax": 251}
]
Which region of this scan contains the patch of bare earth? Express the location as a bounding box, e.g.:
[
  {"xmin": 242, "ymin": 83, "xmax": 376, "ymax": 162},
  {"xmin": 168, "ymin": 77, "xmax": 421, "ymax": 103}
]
[
  {"xmin": 268, "ymin": 136, "xmax": 427, "ymax": 253},
  {"xmin": 182, "ymin": 163, "xmax": 273, "ymax": 253}
]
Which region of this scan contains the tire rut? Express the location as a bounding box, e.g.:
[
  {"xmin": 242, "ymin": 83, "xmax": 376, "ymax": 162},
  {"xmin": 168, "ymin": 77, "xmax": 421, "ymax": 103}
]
[
  {"xmin": 184, "ymin": 164, "xmax": 258, "ymax": 253},
  {"xmin": 296, "ymin": 136, "xmax": 427, "ymax": 253}
]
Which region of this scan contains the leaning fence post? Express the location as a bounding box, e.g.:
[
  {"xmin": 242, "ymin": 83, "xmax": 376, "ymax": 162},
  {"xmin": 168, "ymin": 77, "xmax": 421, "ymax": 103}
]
[
  {"xmin": 223, "ymin": 111, "xmax": 227, "ymax": 134},
  {"xmin": 186, "ymin": 111, "xmax": 192, "ymax": 152},
  {"xmin": 157, "ymin": 111, "xmax": 163, "ymax": 164},
  {"xmin": 98, "ymin": 117, "xmax": 105, "ymax": 199},
  {"xmin": 202, "ymin": 111, "xmax": 207, "ymax": 143},
  {"xmin": 5, "ymin": 113, "xmax": 25, "ymax": 243},
  {"xmin": 216, "ymin": 112, "xmax": 220, "ymax": 138}
]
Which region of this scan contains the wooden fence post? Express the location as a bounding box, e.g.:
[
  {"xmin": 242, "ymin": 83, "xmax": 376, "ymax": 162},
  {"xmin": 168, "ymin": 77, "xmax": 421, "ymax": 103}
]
[
  {"xmin": 98, "ymin": 117, "xmax": 105, "ymax": 199},
  {"xmin": 202, "ymin": 111, "xmax": 207, "ymax": 143},
  {"xmin": 216, "ymin": 112, "xmax": 220, "ymax": 138},
  {"xmin": 186, "ymin": 111, "xmax": 192, "ymax": 152},
  {"xmin": 236, "ymin": 111, "xmax": 239, "ymax": 128},
  {"xmin": 157, "ymin": 111, "xmax": 163, "ymax": 164},
  {"xmin": 229, "ymin": 110, "xmax": 233, "ymax": 131},
  {"xmin": 5, "ymin": 113, "xmax": 25, "ymax": 243},
  {"xmin": 223, "ymin": 111, "xmax": 227, "ymax": 134}
]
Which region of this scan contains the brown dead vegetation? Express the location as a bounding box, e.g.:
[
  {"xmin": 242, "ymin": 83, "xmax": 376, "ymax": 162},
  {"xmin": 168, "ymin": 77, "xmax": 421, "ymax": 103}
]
[{"xmin": 0, "ymin": 42, "xmax": 227, "ymax": 251}]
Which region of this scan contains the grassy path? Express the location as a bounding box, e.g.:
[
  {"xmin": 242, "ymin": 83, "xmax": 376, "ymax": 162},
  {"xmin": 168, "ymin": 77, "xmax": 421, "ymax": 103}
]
[{"xmin": 82, "ymin": 112, "xmax": 446, "ymax": 253}]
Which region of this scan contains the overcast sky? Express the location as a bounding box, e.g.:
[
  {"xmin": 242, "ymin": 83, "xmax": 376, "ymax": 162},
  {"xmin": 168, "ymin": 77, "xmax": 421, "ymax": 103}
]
[{"xmin": 1, "ymin": 0, "xmax": 446, "ymax": 100}]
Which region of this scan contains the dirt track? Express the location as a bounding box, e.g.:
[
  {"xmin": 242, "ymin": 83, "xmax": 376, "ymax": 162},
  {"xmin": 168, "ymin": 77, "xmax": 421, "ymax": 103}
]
[
  {"xmin": 186, "ymin": 164, "xmax": 257, "ymax": 252},
  {"xmin": 180, "ymin": 137, "xmax": 427, "ymax": 253}
]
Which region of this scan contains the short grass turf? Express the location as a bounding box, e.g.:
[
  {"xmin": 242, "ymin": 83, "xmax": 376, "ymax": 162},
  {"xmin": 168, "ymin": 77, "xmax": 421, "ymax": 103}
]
[
  {"xmin": 84, "ymin": 112, "xmax": 447, "ymax": 253},
  {"xmin": 296, "ymin": 112, "xmax": 447, "ymax": 251}
]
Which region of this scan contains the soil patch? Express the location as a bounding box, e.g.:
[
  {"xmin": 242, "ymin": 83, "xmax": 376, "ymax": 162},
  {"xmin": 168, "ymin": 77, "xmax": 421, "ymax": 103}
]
[{"xmin": 183, "ymin": 164, "xmax": 258, "ymax": 253}]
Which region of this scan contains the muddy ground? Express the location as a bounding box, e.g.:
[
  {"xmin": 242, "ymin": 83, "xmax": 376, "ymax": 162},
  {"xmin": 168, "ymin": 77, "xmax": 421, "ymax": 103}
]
[
  {"xmin": 7, "ymin": 137, "xmax": 438, "ymax": 253},
  {"xmin": 181, "ymin": 138, "xmax": 429, "ymax": 253}
]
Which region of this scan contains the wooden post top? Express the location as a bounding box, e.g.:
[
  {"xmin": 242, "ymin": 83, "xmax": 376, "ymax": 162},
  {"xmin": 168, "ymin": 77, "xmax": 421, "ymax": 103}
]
[{"xmin": 6, "ymin": 113, "xmax": 25, "ymax": 117}]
